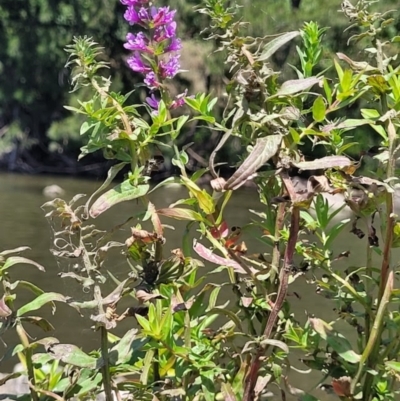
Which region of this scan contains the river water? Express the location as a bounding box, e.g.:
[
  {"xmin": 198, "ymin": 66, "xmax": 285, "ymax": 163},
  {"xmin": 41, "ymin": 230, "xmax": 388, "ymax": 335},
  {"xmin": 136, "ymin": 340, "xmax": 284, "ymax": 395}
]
[{"xmin": 0, "ymin": 173, "xmax": 397, "ymax": 400}]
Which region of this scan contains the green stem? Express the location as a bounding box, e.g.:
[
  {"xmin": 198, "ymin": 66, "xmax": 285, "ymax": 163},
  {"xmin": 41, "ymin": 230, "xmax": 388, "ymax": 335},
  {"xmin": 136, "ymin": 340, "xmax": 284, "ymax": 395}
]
[
  {"xmin": 353, "ymin": 271, "xmax": 393, "ymax": 396},
  {"xmin": 16, "ymin": 323, "xmax": 39, "ymax": 401},
  {"xmin": 100, "ymin": 326, "xmax": 113, "ymax": 401},
  {"xmin": 270, "ymin": 202, "xmax": 285, "ymax": 283},
  {"xmin": 153, "ymin": 349, "xmax": 160, "ymax": 384}
]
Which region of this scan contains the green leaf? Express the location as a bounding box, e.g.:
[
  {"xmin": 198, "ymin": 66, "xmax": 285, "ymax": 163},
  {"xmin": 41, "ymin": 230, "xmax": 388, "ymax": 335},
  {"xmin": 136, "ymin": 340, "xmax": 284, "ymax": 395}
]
[
  {"xmin": 326, "ymin": 332, "xmax": 360, "ymax": 363},
  {"xmin": 109, "ymin": 329, "xmax": 138, "ymax": 365},
  {"xmin": 17, "ymin": 293, "xmax": 81, "ymax": 316},
  {"xmin": 224, "ymin": 135, "xmax": 282, "ymax": 190},
  {"xmin": 157, "ymin": 207, "xmax": 203, "ymax": 221},
  {"xmin": 75, "ymin": 372, "xmax": 103, "ymax": 396},
  {"xmin": 385, "ymin": 360, "xmax": 400, "ymax": 372},
  {"xmin": 83, "ymin": 162, "xmax": 128, "ymax": 218},
  {"xmin": 323, "ymin": 78, "xmax": 332, "ymax": 105},
  {"xmin": 312, "ymin": 97, "xmax": 326, "ymax": 122},
  {"xmin": 258, "ymin": 31, "xmax": 300, "ymax": 61},
  {"xmin": 1, "ymin": 257, "xmax": 45, "ymax": 273},
  {"xmin": 181, "ymin": 177, "xmax": 215, "ymax": 215},
  {"xmin": 148, "ymin": 176, "xmax": 181, "ymax": 194},
  {"xmin": 46, "ymin": 343, "xmax": 99, "ymax": 368},
  {"xmin": 275, "ymin": 77, "xmax": 320, "ymax": 96},
  {"xmin": 360, "ymin": 108, "xmax": 380, "ymax": 119},
  {"xmin": 89, "ymin": 180, "xmax": 150, "ymax": 218},
  {"xmin": 207, "ymin": 308, "xmax": 243, "ymax": 331},
  {"xmin": 336, "ymin": 119, "xmax": 374, "ymax": 129}
]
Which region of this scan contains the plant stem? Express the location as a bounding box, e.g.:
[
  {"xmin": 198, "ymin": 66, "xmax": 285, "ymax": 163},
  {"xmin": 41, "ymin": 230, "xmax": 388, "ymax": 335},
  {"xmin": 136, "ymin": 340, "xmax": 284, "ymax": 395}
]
[
  {"xmin": 354, "ymin": 271, "xmax": 393, "ymax": 396},
  {"xmin": 16, "ymin": 322, "xmax": 39, "ymax": 401},
  {"xmin": 270, "ymin": 202, "xmax": 286, "ymax": 283},
  {"xmin": 364, "ymin": 222, "xmax": 373, "ymax": 342},
  {"xmin": 243, "ymin": 206, "xmax": 300, "ymax": 401},
  {"xmin": 100, "ymin": 326, "xmax": 114, "ymax": 401}
]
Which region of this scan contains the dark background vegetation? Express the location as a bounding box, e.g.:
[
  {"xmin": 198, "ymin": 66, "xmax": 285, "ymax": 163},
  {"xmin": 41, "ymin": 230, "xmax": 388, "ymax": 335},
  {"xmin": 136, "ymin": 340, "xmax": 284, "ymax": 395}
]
[{"xmin": 0, "ymin": 0, "xmax": 398, "ymax": 177}]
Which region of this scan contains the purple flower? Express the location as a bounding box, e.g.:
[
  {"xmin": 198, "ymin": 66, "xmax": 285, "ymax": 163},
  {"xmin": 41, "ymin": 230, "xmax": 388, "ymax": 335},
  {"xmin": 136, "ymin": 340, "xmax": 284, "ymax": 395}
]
[
  {"xmin": 146, "ymin": 94, "xmax": 160, "ymax": 109},
  {"xmin": 165, "ymin": 37, "xmax": 182, "ymax": 53},
  {"xmin": 159, "ymin": 55, "xmax": 180, "ymax": 79},
  {"xmin": 154, "ymin": 22, "xmax": 177, "ymax": 42},
  {"xmin": 124, "ymin": 32, "xmax": 152, "ymax": 53},
  {"xmin": 124, "ymin": 6, "xmax": 150, "ymax": 25},
  {"xmin": 170, "ymin": 90, "xmax": 190, "ymax": 109},
  {"xmin": 151, "ymin": 7, "xmax": 176, "ymax": 28},
  {"xmin": 144, "ymin": 71, "xmax": 159, "ymax": 88},
  {"xmin": 127, "ymin": 52, "xmax": 151, "ymax": 73}
]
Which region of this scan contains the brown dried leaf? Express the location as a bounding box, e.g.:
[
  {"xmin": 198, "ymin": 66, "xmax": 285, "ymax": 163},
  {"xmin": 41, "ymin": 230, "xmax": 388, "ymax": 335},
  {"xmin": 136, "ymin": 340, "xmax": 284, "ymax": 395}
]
[
  {"xmin": 136, "ymin": 289, "xmax": 164, "ymax": 303},
  {"xmin": 331, "ymin": 376, "xmax": 352, "ymax": 397},
  {"xmin": 224, "ymin": 135, "xmax": 282, "ymax": 190}
]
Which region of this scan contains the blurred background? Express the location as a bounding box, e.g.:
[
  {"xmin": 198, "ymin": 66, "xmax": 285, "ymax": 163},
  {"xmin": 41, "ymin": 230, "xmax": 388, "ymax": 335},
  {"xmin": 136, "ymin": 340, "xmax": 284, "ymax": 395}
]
[{"xmin": 0, "ymin": 0, "xmax": 399, "ymax": 178}]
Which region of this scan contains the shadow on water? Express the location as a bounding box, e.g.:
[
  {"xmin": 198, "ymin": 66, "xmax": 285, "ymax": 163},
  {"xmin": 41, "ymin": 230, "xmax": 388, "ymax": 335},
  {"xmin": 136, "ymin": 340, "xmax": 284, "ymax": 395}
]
[{"xmin": 1, "ymin": 173, "xmax": 399, "ymax": 400}]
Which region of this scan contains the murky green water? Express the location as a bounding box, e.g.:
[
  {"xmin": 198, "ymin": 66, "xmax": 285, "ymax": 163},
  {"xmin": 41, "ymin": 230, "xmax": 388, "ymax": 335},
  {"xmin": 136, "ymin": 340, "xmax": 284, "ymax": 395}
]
[{"xmin": 0, "ymin": 173, "xmax": 397, "ymax": 400}]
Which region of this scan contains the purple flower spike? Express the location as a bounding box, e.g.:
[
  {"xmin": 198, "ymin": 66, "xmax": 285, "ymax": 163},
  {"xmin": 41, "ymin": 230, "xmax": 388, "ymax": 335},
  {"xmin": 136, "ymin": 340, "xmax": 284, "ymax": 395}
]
[
  {"xmin": 159, "ymin": 55, "xmax": 180, "ymax": 79},
  {"xmin": 124, "ymin": 32, "xmax": 152, "ymax": 53},
  {"xmin": 127, "ymin": 52, "xmax": 151, "ymax": 73},
  {"xmin": 122, "ymin": 1, "xmax": 187, "ymax": 107}
]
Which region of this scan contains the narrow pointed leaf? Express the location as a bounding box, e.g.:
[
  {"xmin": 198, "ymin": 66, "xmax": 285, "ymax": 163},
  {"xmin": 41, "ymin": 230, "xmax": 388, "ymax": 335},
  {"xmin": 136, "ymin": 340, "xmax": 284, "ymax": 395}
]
[
  {"xmin": 157, "ymin": 207, "xmax": 203, "ymax": 221},
  {"xmin": 0, "ymin": 372, "xmax": 22, "ymax": 386},
  {"xmin": 0, "ymin": 246, "xmax": 31, "ymax": 256},
  {"xmin": 20, "ymin": 316, "xmax": 55, "ymax": 332},
  {"xmin": 109, "ymin": 329, "xmax": 138, "ymax": 365},
  {"xmin": 258, "ymin": 31, "xmax": 300, "ymax": 61},
  {"xmin": 1, "ymin": 256, "xmax": 45, "ymax": 272},
  {"xmin": 276, "ymin": 77, "xmax": 321, "ymax": 96},
  {"xmin": 181, "ymin": 176, "xmax": 215, "ymax": 214},
  {"xmin": 224, "ymin": 135, "xmax": 282, "ymax": 190},
  {"xmin": 291, "ymin": 155, "xmax": 352, "ymax": 170},
  {"xmin": 336, "ymin": 119, "xmax": 374, "ymax": 129},
  {"xmin": 385, "ymin": 361, "xmax": 400, "ymax": 372},
  {"xmin": 17, "ymin": 292, "xmax": 81, "ymax": 316},
  {"xmin": 90, "ymin": 180, "xmax": 150, "ymax": 218},
  {"xmin": 193, "ymin": 241, "xmax": 256, "ymax": 274},
  {"xmin": 83, "ymin": 162, "xmax": 128, "ymax": 218},
  {"xmin": 326, "ymin": 332, "xmax": 360, "ymax": 363}
]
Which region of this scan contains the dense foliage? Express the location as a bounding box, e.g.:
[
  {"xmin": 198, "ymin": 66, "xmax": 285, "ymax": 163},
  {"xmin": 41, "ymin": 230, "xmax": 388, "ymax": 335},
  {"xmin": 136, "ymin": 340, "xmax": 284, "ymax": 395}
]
[
  {"xmin": 1, "ymin": 0, "xmax": 399, "ymax": 173},
  {"xmin": 2, "ymin": 1, "xmax": 400, "ymax": 400}
]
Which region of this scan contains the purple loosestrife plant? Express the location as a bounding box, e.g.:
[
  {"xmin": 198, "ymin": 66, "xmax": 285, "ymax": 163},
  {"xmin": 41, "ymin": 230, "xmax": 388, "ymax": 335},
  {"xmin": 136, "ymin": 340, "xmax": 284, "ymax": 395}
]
[{"xmin": 121, "ymin": 0, "xmax": 187, "ymax": 112}]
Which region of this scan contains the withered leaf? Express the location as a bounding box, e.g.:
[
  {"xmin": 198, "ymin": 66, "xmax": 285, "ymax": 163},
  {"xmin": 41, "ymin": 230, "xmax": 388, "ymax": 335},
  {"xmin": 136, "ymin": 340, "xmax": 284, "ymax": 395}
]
[
  {"xmin": 224, "ymin": 135, "xmax": 282, "ymax": 190},
  {"xmin": 291, "ymin": 155, "xmax": 352, "ymax": 171},
  {"xmin": 331, "ymin": 376, "xmax": 352, "ymax": 397}
]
